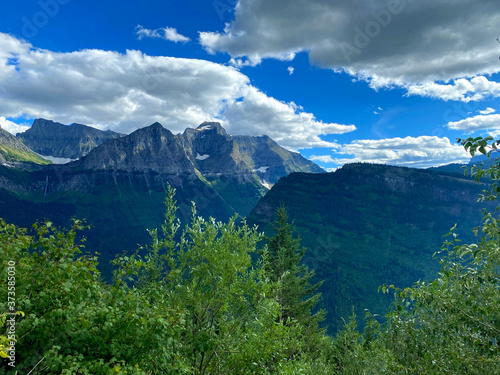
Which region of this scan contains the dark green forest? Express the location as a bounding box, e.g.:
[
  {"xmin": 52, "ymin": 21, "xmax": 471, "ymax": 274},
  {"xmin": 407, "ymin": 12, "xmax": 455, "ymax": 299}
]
[
  {"xmin": 248, "ymin": 161, "xmax": 496, "ymax": 333},
  {"xmin": 1, "ymin": 137, "xmax": 500, "ymax": 374}
]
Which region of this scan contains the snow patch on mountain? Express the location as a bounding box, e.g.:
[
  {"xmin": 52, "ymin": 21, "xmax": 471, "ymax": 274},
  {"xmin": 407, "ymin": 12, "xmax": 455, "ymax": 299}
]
[
  {"xmin": 254, "ymin": 166, "xmax": 269, "ymax": 173},
  {"xmin": 260, "ymin": 180, "xmax": 273, "ymax": 190},
  {"xmin": 41, "ymin": 155, "xmax": 77, "ymax": 164},
  {"xmin": 196, "ymin": 153, "xmax": 210, "ymax": 160}
]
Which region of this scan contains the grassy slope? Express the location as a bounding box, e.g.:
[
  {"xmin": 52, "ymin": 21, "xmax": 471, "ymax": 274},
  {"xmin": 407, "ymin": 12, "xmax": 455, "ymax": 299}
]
[
  {"xmin": 0, "ymin": 127, "xmax": 52, "ymax": 165},
  {"xmin": 0, "ymin": 143, "xmax": 52, "ymax": 165}
]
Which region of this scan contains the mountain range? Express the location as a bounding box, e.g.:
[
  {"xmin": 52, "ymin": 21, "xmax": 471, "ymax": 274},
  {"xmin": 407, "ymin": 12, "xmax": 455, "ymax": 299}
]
[
  {"xmin": 0, "ymin": 118, "xmax": 323, "ymax": 269},
  {"xmin": 0, "ymin": 118, "xmax": 491, "ymax": 333}
]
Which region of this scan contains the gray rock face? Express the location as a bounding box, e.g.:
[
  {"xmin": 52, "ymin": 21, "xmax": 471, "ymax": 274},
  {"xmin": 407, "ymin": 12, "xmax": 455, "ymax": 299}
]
[
  {"xmin": 17, "ymin": 118, "xmax": 124, "ymax": 159},
  {"xmin": 184, "ymin": 122, "xmax": 325, "ymax": 181},
  {"xmin": 77, "ymin": 123, "xmax": 195, "ymax": 174},
  {"xmin": 16, "ymin": 119, "xmax": 323, "ymax": 184},
  {"xmin": 180, "ymin": 122, "xmax": 241, "ymax": 175},
  {"xmin": 75, "ymin": 121, "xmax": 325, "ymax": 186}
]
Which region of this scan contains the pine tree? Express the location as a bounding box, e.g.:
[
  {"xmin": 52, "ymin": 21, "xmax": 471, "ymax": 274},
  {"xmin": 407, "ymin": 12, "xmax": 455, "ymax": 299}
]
[{"xmin": 264, "ymin": 204, "xmax": 326, "ymax": 333}]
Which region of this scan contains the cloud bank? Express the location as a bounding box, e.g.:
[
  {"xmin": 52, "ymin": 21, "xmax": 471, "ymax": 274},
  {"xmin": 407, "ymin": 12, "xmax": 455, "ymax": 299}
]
[
  {"xmin": 0, "ymin": 116, "xmax": 29, "ymax": 134},
  {"xmin": 311, "ymin": 136, "xmax": 470, "ymax": 168},
  {"xmin": 446, "ymin": 113, "xmax": 500, "ymax": 132},
  {"xmin": 199, "ymin": 0, "xmax": 500, "ymax": 100},
  {"xmin": 0, "ymin": 32, "xmax": 355, "ymax": 150}
]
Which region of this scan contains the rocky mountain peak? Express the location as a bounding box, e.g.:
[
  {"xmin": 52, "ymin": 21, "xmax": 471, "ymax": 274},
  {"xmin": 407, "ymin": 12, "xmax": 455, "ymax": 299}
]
[
  {"xmin": 195, "ymin": 122, "xmax": 227, "ymax": 136},
  {"xmin": 132, "ymin": 122, "xmax": 168, "ymax": 136},
  {"xmin": 28, "ymin": 118, "xmax": 65, "ymax": 134},
  {"xmin": 148, "ymin": 122, "xmax": 164, "ymax": 129},
  {"xmin": 76, "ymin": 121, "xmax": 193, "ymax": 174},
  {"xmin": 17, "ymin": 119, "xmax": 124, "ymax": 159}
]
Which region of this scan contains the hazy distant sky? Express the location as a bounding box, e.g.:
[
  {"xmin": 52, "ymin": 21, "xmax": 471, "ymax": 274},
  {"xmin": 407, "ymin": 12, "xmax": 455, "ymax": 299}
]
[{"xmin": 1, "ymin": 0, "xmax": 500, "ymax": 169}]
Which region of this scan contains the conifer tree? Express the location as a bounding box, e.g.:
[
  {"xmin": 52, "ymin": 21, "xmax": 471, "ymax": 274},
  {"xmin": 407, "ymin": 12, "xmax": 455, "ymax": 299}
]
[{"xmin": 264, "ymin": 204, "xmax": 326, "ymax": 334}]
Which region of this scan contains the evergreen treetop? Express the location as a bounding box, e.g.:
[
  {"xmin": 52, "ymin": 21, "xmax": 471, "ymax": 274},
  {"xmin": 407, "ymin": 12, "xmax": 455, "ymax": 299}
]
[{"xmin": 264, "ymin": 204, "xmax": 326, "ymax": 336}]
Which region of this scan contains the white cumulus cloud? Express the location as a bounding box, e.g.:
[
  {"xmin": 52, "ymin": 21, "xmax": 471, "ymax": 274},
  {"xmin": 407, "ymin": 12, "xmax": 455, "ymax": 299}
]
[
  {"xmin": 309, "ymin": 154, "xmax": 336, "ymax": 163},
  {"xmin": 406, "ymin": 77, "xmax": 500, "ymax": 102},
  {"xmin": 221, "ymin": 86, "xmax": 355, "ymax": 150},
  {"xmin": 479, "ymin": 107, "xmax": 496, "ymax": 115},
  {"xmin": 136, "ymin": 25, "xmax": 190, "ymax": 43},
  {"xmin": 199, "ymin": 0, "xmax": 500, "ymax": 100},
  {"xmin": 0, "ymin": 117, "xmax": 29, "ymax": 135},
  {"xmin": 0, "ymin": 32, "xmax": 355, "ymax": 150},
  {"xmin": 446, "ymin": 113, "xmax": 500, "ymax": 132},
  {"xmin": 331, "ymin": 136, "xmax": 470, "ymax": 168}
]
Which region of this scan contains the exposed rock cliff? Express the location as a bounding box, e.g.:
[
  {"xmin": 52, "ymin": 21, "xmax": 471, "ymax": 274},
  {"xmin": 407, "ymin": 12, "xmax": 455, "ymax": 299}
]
[
  {"xmin": 73, "ymin": 121, "xmax": 324, "ymax": 188},
  {"xmin": 76, "ymin": 123, "xmax": 195, "ymax": 174},
  {"xmin": 17, "ymin": 118, "xmax": 124, "ymax": 159},
  {"xmin": 181, "ymin": 122, "xmax": 324, "ymax": 184}
]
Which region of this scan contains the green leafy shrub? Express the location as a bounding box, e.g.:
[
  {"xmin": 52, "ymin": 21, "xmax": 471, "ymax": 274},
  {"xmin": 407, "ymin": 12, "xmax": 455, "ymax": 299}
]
[{"xmin": 0, "ymin": 186, "xmax": 333, "ymax": 374}]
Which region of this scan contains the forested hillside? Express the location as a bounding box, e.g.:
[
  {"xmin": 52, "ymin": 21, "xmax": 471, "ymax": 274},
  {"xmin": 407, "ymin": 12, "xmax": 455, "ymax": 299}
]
[{"xmin": 249, "ymin": 162, "xmax": 495, "ymax": 331}]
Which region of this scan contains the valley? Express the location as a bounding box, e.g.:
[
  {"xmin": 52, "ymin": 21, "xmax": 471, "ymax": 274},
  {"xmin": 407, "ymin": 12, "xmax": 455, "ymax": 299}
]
[{"xmin": 0, "ymin": 119, "xmax": 491, "ymax": 333}]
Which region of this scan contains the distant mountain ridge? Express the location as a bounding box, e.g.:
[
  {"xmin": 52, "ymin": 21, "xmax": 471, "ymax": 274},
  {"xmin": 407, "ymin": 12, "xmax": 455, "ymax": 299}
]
[
  {"xmin": 180, "ymin": 122, "xmax": 324, "ymax": 184},
  {"xmin": 78, "ymin": 122, "xmax": 196, "ymax": 174},
  {"xmin": 15, "ymin": 119, "xmax": 324, "ymax": 183},
  {"xmin": 429, "ymin": 154, "xmax": 492, "ymax": 174},
  {"xmin": 248, "ymin": 163, "xmax": 494, "ymax": 332},
  {"xmin": 72, "ymin": 121, "xmax": 324, "ymax": 186},
  {"xmin": 17, "ymin": 118, "xmax": 125, "ymax": 159}
]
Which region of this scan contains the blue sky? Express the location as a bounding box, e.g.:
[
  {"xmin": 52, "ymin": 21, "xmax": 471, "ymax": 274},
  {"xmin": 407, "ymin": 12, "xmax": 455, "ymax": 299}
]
[{"xmin": 1, "ymin": 0, "xmax": 500, "ymax": 169}]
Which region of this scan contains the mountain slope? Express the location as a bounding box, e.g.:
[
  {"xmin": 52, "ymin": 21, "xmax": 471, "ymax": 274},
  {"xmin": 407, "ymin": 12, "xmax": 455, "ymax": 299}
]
[
  {"xmin": 0, "ymin": 121, "xmax": 324, "ymax": 274},
  {"xmin": 0, "ymin": 127, "xmax": 51, "ymax": 166},
  {"xmin": 77, "ymin": 123, "xmax": 196, "ymax": 174},
  {"xmin": 180, "ymin": 122, "xmax": 324, "ymax": 185},
  {"xmin": 248, "ymin": 163, "xmax": 494, "ymax": 332},
  {"xmin": 17, "ymin": 118, "xmax": 124, "ymax": 159}
]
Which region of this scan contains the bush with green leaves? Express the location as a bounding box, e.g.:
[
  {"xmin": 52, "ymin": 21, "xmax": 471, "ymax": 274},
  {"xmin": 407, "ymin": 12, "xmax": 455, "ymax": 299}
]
[{"xmin": 0, "ymin": 186, "xmax": 334, "ymax": 374}]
